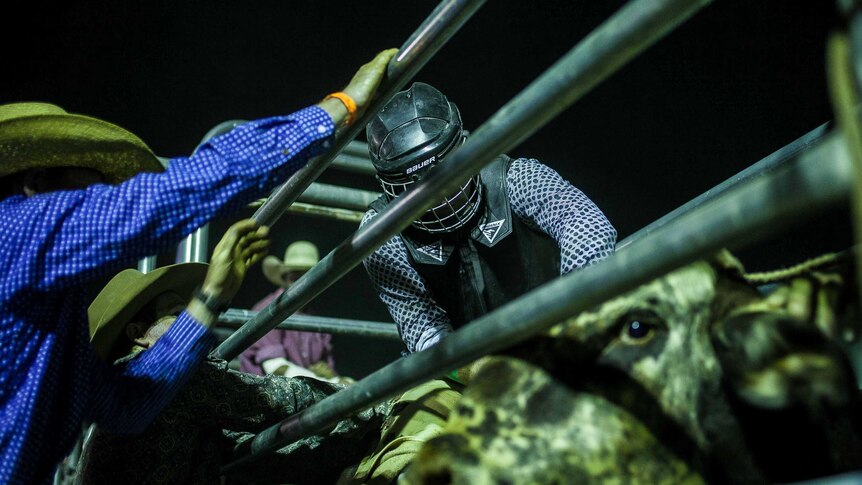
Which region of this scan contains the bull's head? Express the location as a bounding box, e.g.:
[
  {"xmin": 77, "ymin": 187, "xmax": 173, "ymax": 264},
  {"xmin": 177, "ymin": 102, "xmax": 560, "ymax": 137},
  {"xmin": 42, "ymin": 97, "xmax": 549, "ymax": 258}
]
[{"xmin": 407, "ymin": 251, "xmax": 862, "ymax": 484}]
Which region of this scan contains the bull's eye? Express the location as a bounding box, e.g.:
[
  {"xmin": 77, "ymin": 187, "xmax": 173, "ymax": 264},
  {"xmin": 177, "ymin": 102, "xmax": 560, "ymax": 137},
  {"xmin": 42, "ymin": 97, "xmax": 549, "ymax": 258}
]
[
  {"xmin": 617, "ymin": 310, "xmax": 661, "ymax": 345},
  {"xmin": 628, "ymin": 320, "xmax": 649, "ymax": 339}
]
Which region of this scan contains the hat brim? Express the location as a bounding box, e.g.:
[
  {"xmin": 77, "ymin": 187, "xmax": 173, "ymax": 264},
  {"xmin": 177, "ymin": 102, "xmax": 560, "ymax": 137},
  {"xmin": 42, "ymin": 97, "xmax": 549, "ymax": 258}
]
[
  {"xmin": 0, "ymin": 112, "xmax": 164, "ymax": 184},
  {"xmin": 89, "ymin": 263, "xmax": 208, "ymax": 360},
  {"xmin": 262, "ymin": 255, "xmax": 314, "ymax": 287}
]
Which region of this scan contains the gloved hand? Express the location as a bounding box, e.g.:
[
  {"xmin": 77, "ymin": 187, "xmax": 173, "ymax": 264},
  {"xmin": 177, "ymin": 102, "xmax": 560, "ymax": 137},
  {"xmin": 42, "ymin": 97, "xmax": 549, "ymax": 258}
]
[
  {"xmin": 187, "ymin": 219, "xmax": 270, "ymax": 328},
  {"xmin": 318, "ymin": 48, "xmax": 398, "ymax": 126},
  {"xmin": 202, "ymin": 219, "xmax": 271, "ymax": 302}
]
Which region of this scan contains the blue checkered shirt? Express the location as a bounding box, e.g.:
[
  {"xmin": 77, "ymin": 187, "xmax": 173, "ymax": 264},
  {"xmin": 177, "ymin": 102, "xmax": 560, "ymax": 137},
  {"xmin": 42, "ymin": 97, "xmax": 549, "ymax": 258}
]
[{"xmin": 0, "ymin": 106, "xmax": 334, "ymax": 484}]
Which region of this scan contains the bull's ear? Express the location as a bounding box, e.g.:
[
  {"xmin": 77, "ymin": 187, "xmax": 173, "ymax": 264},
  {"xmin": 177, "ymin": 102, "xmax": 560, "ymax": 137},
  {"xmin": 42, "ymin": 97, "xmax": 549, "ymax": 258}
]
[{"xmin": 710, "ymin": 249, "xmax": 748, "ymax": 280}]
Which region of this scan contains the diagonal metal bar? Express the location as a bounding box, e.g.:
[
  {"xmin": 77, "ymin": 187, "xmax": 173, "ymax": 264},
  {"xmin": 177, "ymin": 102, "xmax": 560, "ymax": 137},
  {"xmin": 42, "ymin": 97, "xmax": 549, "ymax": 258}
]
[
  {"xmin": 251, "ymin": 0, "xmax": 487, "ymax": 227},
  {"xmin": 223, "ymin": 127, "xmax": 851, "ymax": 473},
  {"xmin": 214, "ymin": 0, "xmax": 712, "ymax": 365},
  {"xmin": 217, "ymin": 0, "xmax": 715, "ymax": 469}
]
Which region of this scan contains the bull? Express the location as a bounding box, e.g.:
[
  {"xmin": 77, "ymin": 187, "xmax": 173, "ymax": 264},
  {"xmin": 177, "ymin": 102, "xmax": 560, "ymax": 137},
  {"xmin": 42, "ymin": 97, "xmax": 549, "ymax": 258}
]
[{"xmin": 405, "ymin": 250, "xmax": 862, "ymax": 484}]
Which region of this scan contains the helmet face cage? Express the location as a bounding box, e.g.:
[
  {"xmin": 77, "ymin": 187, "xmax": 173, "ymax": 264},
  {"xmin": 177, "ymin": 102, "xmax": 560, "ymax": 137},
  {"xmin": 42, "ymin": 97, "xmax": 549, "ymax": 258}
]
[
  {"xmin": 413, "ymin": 174, "xmax": 483, "ymax": 233},
  {"xmin": 376, "ymin": 135, "xmax": 483, "ymax": 234}
]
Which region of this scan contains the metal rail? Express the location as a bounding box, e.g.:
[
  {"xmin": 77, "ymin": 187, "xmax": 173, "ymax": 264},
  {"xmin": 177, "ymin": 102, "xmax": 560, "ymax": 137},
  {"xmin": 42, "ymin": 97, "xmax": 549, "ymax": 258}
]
[
  {"xmin": 176, "ymin": 225, "xmax": 209, "ymax": 263},
  {"xmin": 217, "ymin": 309, "xmax": 400, "ymax": 340},
  {"xmin": 171, "ymin": 120, "xmax": 246, "ymax": 265},
  {"xmin": 282, "ymin": 202, "xmax": 365, "ymax": 224},
  {"xmin": 339, "ymin": 140, "xmax": 375, "ymax": 164},
  {"xmin": 223, "ymin": 126, "xmax": 851, "ymax": 473},
  {"xmin": 137, "ymin": 256, "xmax": 157, "ymax": 274},
  {"xmin": 247, "ymin": 199, "xmax": 365, "ymax": 223},
  {"xmin": 250, "ymin": 0, "xmax": 488, "ymax": 227},
  {"xmin": 296, "ymin": 182, "xmax": 379, "ymax": 212},
  {"xmin": 214, "ymin": 0, "xmax": 712, "ymax": 364},
  {"xmin": 329, "ymin": 153, "xmax": 377, "ymax": 176}
]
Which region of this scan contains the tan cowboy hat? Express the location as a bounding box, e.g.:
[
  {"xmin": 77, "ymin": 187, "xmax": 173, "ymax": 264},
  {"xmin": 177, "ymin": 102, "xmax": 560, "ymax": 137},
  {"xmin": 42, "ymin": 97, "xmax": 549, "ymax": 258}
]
[
  {"xmin": 89, "ymin": 263, "xmax": 208, "ymax": 360},
  {"xmin": 262, "ymin": 241, "xmax": 319, "ymax": 287},
  {"xmin": 0, "ymin": 102, "xmax": 164, "ymax": 184}
]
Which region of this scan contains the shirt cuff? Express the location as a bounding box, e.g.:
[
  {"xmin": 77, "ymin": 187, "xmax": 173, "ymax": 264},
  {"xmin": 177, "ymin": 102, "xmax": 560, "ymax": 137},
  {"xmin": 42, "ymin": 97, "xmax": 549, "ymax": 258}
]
[
  {"xmin": 414, "ymin": 326, "xmax": 452, "ymax": 353},
  {"xmin": 290, "ymin": 106, "xmax": 336, "ymax": 153}
]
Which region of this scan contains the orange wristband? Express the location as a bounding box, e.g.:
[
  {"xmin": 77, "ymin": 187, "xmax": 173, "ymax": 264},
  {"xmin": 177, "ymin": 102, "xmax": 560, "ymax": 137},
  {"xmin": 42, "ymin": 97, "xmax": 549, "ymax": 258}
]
[{"xmin": 323, "ymin": 92, "xmax": 357, "ymax": 126}]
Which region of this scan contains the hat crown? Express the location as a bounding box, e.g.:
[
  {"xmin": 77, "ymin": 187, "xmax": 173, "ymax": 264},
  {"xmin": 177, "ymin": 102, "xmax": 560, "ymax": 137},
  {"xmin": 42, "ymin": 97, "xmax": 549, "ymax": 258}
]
[
  {"xmin": 0, "ymin": 102, "xmax": 68, "ymax": 123},
  {"xmin": 283, "ymin": 241, "xmax": 319, "ymax": 269}
]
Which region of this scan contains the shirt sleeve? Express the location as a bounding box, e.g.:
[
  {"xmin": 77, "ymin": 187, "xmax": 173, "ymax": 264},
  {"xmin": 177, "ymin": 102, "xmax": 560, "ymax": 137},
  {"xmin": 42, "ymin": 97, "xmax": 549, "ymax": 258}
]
[
  {"xmin": 0, "ymin": 106, "xmax": 334, "ymax": 292},
  {"xmin": 87, "ymin": 311, "xmax": 216, "ymax": 434},
  {"xmin": 359, "ymin": 209, "xmax": 453, "ymax": 354},
  {"xmin": 506, "ymin": 158, "xmax": 617, "ymax": 274}
]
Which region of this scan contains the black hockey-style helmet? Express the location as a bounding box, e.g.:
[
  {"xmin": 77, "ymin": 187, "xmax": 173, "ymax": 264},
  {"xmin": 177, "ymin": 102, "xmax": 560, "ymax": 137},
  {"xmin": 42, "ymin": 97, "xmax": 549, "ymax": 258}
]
[{"xmin": 367, "ymin": 82, "xmax": 482, "ymax": 234}]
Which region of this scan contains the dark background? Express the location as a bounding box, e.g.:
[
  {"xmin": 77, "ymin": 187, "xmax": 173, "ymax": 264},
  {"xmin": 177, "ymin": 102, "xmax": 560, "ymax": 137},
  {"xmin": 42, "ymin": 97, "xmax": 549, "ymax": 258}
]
[{"xmin": 2, "ymin": 0, "xmax": 851, "ymax": 377}]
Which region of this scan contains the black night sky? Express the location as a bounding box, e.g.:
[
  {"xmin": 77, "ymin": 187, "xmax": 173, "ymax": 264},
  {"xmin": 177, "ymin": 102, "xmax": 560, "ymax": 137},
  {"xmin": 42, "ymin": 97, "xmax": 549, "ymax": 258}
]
[{"xmin": 2, "ymin": 1, "xmax": 850, "ymax": 376}]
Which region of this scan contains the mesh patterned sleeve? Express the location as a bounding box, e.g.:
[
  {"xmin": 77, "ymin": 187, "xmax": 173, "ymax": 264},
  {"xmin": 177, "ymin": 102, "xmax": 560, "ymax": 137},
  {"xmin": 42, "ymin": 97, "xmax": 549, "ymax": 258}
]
[
  {"xmin": 506, "ymin": 158, "xmax": 617, "ymax": 273},
  {"xmin": 360, "ymin": 210, "xmax": 454, "ymax": 354}
]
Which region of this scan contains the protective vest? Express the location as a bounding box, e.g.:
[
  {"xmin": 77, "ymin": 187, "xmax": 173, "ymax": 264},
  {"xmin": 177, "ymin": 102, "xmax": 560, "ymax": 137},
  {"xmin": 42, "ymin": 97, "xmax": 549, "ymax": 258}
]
[{"xmin": 370, "ymin": 156, "xmax": 560, "ymax": 328}]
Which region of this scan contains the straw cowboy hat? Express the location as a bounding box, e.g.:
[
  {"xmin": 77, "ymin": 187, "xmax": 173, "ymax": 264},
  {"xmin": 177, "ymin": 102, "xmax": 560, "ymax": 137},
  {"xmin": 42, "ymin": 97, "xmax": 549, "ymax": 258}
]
[
  {"xmin": 89, "ymin": 263, "xmax": 208, "ymax": 360},
  {"xmin": 262, "ymin": 241, "xmax": 319, "ymax": 287},
  {"xmin": 0, "ymin": 102, "xmax": 164, "ymax": 184}
]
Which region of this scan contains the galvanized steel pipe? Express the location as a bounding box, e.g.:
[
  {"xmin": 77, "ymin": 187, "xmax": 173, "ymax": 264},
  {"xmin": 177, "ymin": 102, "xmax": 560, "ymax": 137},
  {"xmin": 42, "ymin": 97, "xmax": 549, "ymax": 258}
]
[
  {"xmin": 297, "ymin": 182, "xmax": 379, "ymax": 212},
  {"xmin": 329, "ymin": 153, "xmax": 377, "ymax": 176},
  {"xmin": 217, "ymin": 309, "xmax": 400, "ymax": 340},
  {"xmin": 176, "ymin": 225, "xmax": 209, "ymax": 263}
]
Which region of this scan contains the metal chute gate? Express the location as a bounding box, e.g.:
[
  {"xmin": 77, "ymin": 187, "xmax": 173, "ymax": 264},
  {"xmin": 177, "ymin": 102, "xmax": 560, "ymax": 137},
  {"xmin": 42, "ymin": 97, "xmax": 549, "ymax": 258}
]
[{"xmin": 93, "ymin": 0, "xmax": 860, "ymax": 481}]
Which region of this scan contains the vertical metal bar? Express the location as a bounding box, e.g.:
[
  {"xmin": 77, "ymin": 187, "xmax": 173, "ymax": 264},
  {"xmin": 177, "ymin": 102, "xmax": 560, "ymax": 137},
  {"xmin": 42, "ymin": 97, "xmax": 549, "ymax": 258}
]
[
  {"xmin": 214, "ymin": 0, "xmax": 712, "ymax": 364},
  {"xmin": 222, "ymin": 129, "xmax": 852, "ymax": 473},
  {"xmin": 166, "ymin": 121, "xmax": 239, "ymax": 266},
  {"xmin": 617, "ymin": 121, "xmax": 832, "ymax": 250},
  {"xmin": 826, "ymin": 24, "xmax": 862, "ymax": 388},
  {"xmin": 175, "ymin": 225, "xmax": 210, "ymax": 263},
  {"xmin": 251, "ymin": 0, "xmax": 487, "ymax": 227},
  {"xmin": 137, "ymin": 256, "xmax": 157, "ymax": 274}
]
